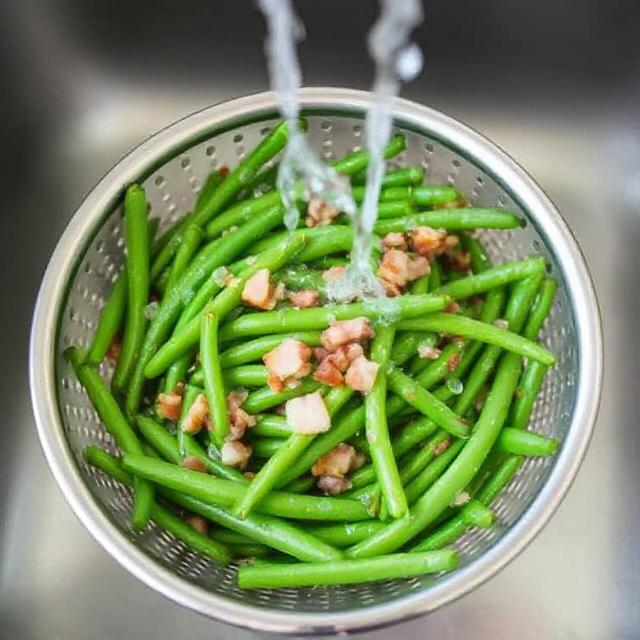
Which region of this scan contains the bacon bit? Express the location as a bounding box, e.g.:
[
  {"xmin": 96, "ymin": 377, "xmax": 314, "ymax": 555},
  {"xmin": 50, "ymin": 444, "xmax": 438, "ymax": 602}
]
[
  {"xmin": 433, "ymin": 439, "xmax": 451, "ymax": 456},
  {"xmin": 407, "ymin": 254, "xmax": 431, "ymax": 281},
  {"xmin": 418, "ymin": 344, "xmax": 442, "ymax": 360},
  {"xmin": 185, "ymin": 515, "xmax": 208, "ymax": 535},
  {"xmin": 311, "ymin": 443, "xmax": 360, "ymax": 478},
  {"xmin": 322, "ymin": 265, "xmax": 347, "ymax": 282},
  {"xmin": 317, "ymin": 475, "xmax": 352, "ymax": 495},
  {"xmin": 220, "ymin": 440, "xmax": 252, "ymax": 468},
  {"xmin": 313, "ymin": 347, "xmax": 330, "ymax": 362},
  {"xmin": 106, "ymin": 332, "xmax": 122, "ymax": 366},
  {"xmin": 306, "ymin": 198, "xmax": 339, "ymax": 227},
  {"xmin": 410, "ymin": 226, "xmax": 460, "ymax": 260},
  {"xmin": 378, "ymin": 249, "xmax": 410, "ymax": 291},
  {"xmin": 182, "ymin": 394, "xmax": 209, "ymax": 434},
  {"xmin": 263, "ymin": 338, "xmax": 312, "ymax": 392},
  {"xmin": 156, "ymin": 391, "xmax": 183, "ymax": 421},
  {"xmin": 494, "ymin": 318, "xmax": 509, "ymax": 330},
  {"xmin": 381, "ymin": 232, "xmax": 407, "ymax": 250},
  {"xmin": 352, "ymin": 451, "xmax": 366, "ymax": 471},
  {"xmin": 289, "ymin": 289, "xmax": 320, "ymax": 308},
  {"xmin": 313, "ymin": 358, "xmax": 344, "ymax": 387},
  {"xmin": 321, "ymin": 318, "xmax": 374, "ymax": 351},
  {"xmin": 285, "ymin": 391, "xmax": 331, "ymax": 435},
  {"xmin": 243, "ymin": 471, "xmax": 256, "ymax": 479},
  {"xmin": 241, "ymin": 269, "xmax": 283, "ymax": 310},
  {"xmin": 345, "ymin": 355, "xmax": 379, "ymax": 393},
  {"xmin": 445, "ymin": 301, "xmax": 462, "ymax": 313},
  {"xmin": 181, "ymin": 456, "xmax": 208, "ymax": 474},
  {"xmin": 219, "ymin": 165, "xmax": 230, "ymax": 178},
  {"xmin": 447, "ymin": 352, "xmax": 462, "ymax": 373},
  {"xmin": 447, "ymin": 248, "xmax": 471, "ymax": 272},
  {"xmin": 226, "ymin": 389, "xmax": 256, "ymax": 440}
]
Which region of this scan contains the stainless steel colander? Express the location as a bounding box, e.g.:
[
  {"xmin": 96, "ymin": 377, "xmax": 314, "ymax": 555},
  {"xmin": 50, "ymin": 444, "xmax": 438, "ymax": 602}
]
[{"xmin": 29, "ymin": 88, "xmax": 602, "ymax": 635}]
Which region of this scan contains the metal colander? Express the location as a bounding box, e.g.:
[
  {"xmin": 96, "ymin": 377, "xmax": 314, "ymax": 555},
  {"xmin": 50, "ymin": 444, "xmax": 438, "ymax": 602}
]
[{"xmin": 30, "ymin": 88, "xmax": 602, "ymax": 635}]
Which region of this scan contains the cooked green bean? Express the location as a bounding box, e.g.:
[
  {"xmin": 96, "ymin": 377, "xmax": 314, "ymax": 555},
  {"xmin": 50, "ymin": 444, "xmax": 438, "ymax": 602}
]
[
  {"xmin": 84, "ymin": 446, "xmax": 231, "ymax": 563},
  {"xmin": 218, "ymin": 294, "xmax": 448, "ymax": 342},
  {"xmin": 243, "ymin": 379, "xmax": 322, "ymax": 414},
  {"xmin": 201, "ymin": 308, "xmax": 229, "ymax": 447},
  {"xmin": 398, "ymin": 313, "xmax": 555, "ymax": 365},
  {"xmin": 306, "ymin": 521, "xmax": 385, "ymax": 547},
  {"xmin": 143, "ymin": 234, "xmax": 306, "ymax": 378},
  {"xmin": 391, "ymin": 331, "xmax": 437, "ymax": 366},
  {"xmin": 165, "ymin": 223, "xmax": 202, "ymax": 293},
  {"xmin": 374, "ymin": 209, "xmax": 521, "ymax": 234},
  {"xmin": 251, "ymin": 437, "xmax": 286, "ymax": 458},
  {"xmin": 497, "ymin": 427, "xmax": 558, "ymax": 456},
  {"xmin": 66, "ymin": 347, "xmax": 153, "ymax": 529},
  {"xmin": 352, "ymin": 165, "xmax": 424, "ymax": 188},
  {"xmin": 237, "ymin": 550, "xmax": 458, "ymax": 589},
  {"xmin": 112, "ymin": 185, "xmax": 150, "ymax": 394},
  {"xmin": 122, "ymin": 454, "xmax": 370, "ymax": 522},
  {"xmin": 460, "ymin": 499, "xmax": 495, "ymax": 528}
]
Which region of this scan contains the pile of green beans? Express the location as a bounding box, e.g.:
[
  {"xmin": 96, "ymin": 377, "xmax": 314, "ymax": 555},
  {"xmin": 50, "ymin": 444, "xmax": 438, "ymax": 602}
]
[{"xmin": 70, "ymin": 123, "xmax": 559, "ymax": 591}]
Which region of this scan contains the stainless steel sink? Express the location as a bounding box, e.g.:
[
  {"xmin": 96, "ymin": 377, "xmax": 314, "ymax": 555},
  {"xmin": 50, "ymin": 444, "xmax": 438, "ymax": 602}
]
[{"xmin": 2, "ymin": 0, "xmax": 637, "ymax": 638}]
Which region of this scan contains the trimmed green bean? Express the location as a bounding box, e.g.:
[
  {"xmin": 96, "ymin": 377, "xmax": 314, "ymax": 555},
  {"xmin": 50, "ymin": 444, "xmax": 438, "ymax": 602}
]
[
  {"xmin": 122, "ymin": 454, "xmax": 370, "ymax": 522},
  {"xmin": 460, "ymin": 499, "xmax": 496, "ymax": 528},
  {"xmin": 201, "ymin": 308, "xmax": 229, "ymax": 447},
  {"xmin": 306, "ymin": 521, "xmax": 385, "ymax": 547},
  {"xmin": 398, "ymin": 313, "xmax": 555, "ymax": 366},
  {"xmin": 351, "ymin": 165, "xmax": 424, "ymax": 188},
  {"xmin": 84, "ymin": 446, "xmax": 231, "ymax": 564},
  {"xmin": 112, "ymin": 184, "xmax": 150, "ymax": 394},
  {"xmin": 237, "ymin": 550, "xmax": 458, "ymax": 589},
  {"xmin": 219, "ymin": 294, "xmax": 449, "ymax": 342},
  {"xmin": 251, "ymin": 437, "xmax": 286, "ymax": 458},
  {"xmin": 243, "ymin": 379, "xmax": 322, "ymax": 414},
  {"xmin": 497, "ymin": 427, "xmax": 558, "ymax": 456},
  {"xmin": 165, "ymin": 223, "xmax": 202, "ymax": 293},
  {"xmin": 65, "ymin": 347, "xmax": 153, "ymax": 529}
]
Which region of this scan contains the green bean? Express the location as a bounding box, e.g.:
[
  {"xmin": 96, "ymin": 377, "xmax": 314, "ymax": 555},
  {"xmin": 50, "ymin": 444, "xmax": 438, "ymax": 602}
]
[
  {"xmin": 87, "ymin": 445, "xmax": 341, "ymax": 562},
  {"xmin": 276, "ymin": 265, "xmax": 326, "ymax": 292},
  {"xmin": 398, "ymin": 313, "xmax": 555, "ymax": 366},
  {"xmin": 375, "ymin": 201, "xmax": 415, "ymax": 219},
  {"xmin": 126, "ymin": 205, "xmax": 288, "ymax": 416},
  {"xmin": 391, "ymin": 331, "xmax": 437, "ymax": 366},
  {"xmin": 347, "ymin": 349, "xmax": 522, "ymax": 558},
  {"xmin": 351, "ymin": 166, "xmax": 424, "ymax": 188},
  {"xmin": 191, "ymin": 365, "xmax": 268, "ymax": 388},
  {"xmin": 84, "ymin": 446, "xmax": 231, "ymax": 564},
  {"xmin": 460, "ymin": 499, "xmax": 495, "ymax": 528},
  {"xmin": 218, "ymin": 294, "xmax": 449, "ymax": 341},
  {"xmin": 243, "ymin": 379, "xmax": 322, "ymax": 414},
  {"xmin": 209, "ymin": 529, "xmax": 256, "ymax": 545},
  {"xmin": 333, "ymin": 134, "xmax": 406, "ymax": 175},
  {"xmin": 138, "ymin": 412, "xmax": 247, "ymax": 483},
  {"xmin": 409, "ymin": 272, "xmax": 430, "ymax": 294},
  {"xmin": 112, "ymin": 185, "xmax": 150, "ymax": 394},
  {"xmin": 251, "ymin": 437, "xmax": 286, "ymax": 458},
  {"xmin": 196, "ymin": 169, "xmax": 227, "ymax": 209},
  {"xmin": 248, "ymin": 225, "xmax": 353, "ymax": 259},
  {"xmin": 248, "ymin": 415, "xmax": 293, "ymax": 438},
  {"xmin": 205, "ymin": 192, "xmax": 281, "ymax": 239},
  {"xmin": 366, "ymin": 327, "xmax": 407, "ymax": 518},
  {"xmin": 408, "ymin": 340, "xmax": 465, "ymax": 380},
  {"xmin": 199, "ymin": 309, "xmax": 228, "ymax": 446},
  {"xmin": 221, "ymin": 331, "xmax": 322, "ymax": 368},
  {"xmin": 231, "ymin": 384, "xmax": 355, "ymax": 519},
  {"xmin": 522, "ymin": 278, "xmax": 558, "ymax": 341},
  {"xmin": 237, "ymin": 549, "xmax": 458, "ymax": 589},
  {"xmin": 374, "ymin": 209, "xmax": 521, "ymax": 235},
  {"xmin": 285, "ymin": 476, "xmax": 316, "ymax": 493},
  {"xmin": 150, "ymin": 121, "xmax": 293, "ymax": 278},
  {"xmin": 143, "ymin": 233, "xmax": 305, "ymax": 378},
  {"xmin": 428, "ymin": 259, "xmax": 443, "ymax": 290},
  {"xmin": 165, "ymin": 223, "xmax": 203, "ymax": 293},
  {"xmin": 497, "ymin": 427, "xmax": 558, "ymax": 456},
  {"xmin": 122, "ymin": 453, "xmax": 370, "ymax": 522},
  {"xmin": 433, "ymin": 258, "xmax": 545, "ymax": 300},
  {"xmin": 460, "ymin": 233, "xmax": 491, "ymax": 274},
  {"xmin": 66, "ymin": 348, "xmax": 153, "ymax": 529},
  {"xmin": 306, "ymin": 521, "xmax": 385, "ymax": 547},
  {"xmin": 386, "ymin": 366, "xmax": 468, "ymax": 438},
  {"xmin": 162, "ymin": 350, "xmax": 195, "ymax": 396}
]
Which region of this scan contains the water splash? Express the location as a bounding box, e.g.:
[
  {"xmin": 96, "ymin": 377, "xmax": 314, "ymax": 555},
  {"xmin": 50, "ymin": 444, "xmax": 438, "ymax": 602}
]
[
  {"xmin": 328, "ymin": 0, "xmax": 424, "ymax": 302},
  {"xmin": 258, "ymin": 0, "xmax": 355, "ymax": 230}
]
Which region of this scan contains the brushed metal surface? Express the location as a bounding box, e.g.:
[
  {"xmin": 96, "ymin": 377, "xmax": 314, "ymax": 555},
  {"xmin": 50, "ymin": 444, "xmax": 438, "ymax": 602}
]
[{"xmin": 2, "ymin": 0, "xmax": 638, "ymax": 638}]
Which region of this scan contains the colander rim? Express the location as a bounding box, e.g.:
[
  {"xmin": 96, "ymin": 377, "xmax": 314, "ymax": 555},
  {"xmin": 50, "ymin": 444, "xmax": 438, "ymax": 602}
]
[{"xmin": 29, "ymin": 87, "xmax": 603, "ymax": 635}]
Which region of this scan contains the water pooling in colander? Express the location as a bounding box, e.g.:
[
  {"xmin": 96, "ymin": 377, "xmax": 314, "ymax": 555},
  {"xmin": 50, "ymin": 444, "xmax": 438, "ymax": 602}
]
[{"xmin": 259, "ymin": 0, "xmax": 424, "ymax": 302}]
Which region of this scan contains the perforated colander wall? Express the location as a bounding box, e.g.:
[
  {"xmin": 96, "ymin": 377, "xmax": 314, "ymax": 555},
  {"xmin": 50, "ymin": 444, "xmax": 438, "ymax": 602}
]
[{"xmin": 55, "ymin": 111, "xmax": 577, "ymax": 614}]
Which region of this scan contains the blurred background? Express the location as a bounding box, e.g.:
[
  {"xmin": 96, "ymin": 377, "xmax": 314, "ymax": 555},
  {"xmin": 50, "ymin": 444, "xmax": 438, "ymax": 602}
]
[{"xmin": 1, "ymin": 0, "xmax": 638, "ymax": 638}]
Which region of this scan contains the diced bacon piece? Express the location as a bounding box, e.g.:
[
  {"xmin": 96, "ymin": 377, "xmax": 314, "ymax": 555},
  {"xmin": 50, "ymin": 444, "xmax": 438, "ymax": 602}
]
[
  {"xmin": 313, "ymin": 358, "xmax": 344, "ymax": 387},
  {"xmin": 445, "ymin": 301, "xmax": 462, "ymax": 313},
  {"xmin": 313, "ymin": 347, "xmax": 330, "ymax": 362},
  {"xmin": 223, "ymin": 390, "xmax": 256, "ymax": 440},
  {"xmin": 447, "ymin": 247, "xmax": 471, "ymax": 271},
  {"xmin": 317, "ymin": 475, "xmax": 352, "ymax": 495},
  {"xmin": 306, "ymin": 198, "xmax": 339, "ymax": 227},
  {"xmin": 263, "ymin": 338, "xmax": 312, "ymax": 392},
  {"xmin": 181, "ymin": 456, "xmax": 208, "ymax": 474},
  {"xmin": 410, "ymin": 226, "xmax": 456, "ymax": 258},
  {"xmin": 345, "ymin": 355, "xmax": 379, "ymax": 393},
  {"xmin": 241, "ymin": 268, "xmax": 281, "ymax": 310},
  {"xmin": 418, "ymin": 344, "xmax": 442, "ymax": 360},
  {"xmin": 156, "ymin": 391, "xmax": 183, "ymax": 421},
  {"xmin": 433, "ymin": 438, "xmax": 451, "ymax": 456},
  {"xmin": 322, "ymin": 266, "xmax": 347, "ymax": 282},
  {"xmin": 381, "ymin": 232, "xmax": 407, "ymax": 250},
  {"xmin": 447, "ymin": 352, "xmax": 462, "ymax": 372},
  {"xmin": 289, "ymin": 289, "xmax": 320, "ymax": 308},
  {"xmin": 220, "ymin": 440, "xmax": 252, "ymax": 468},
  {"xmin": 185, "ymin": 515, "xmax": 208, "ymax": 535},
  {"xmin": 321, "ymin": 317, "xmax": 374, "ymax": 351},
  {"xmin": 407, "ymin": 255, "xmax": 430, "ymax": 281},
  {"xmin": 311, "ymin": 443, "xmax": 358, "ymax": 478},
  {"xmin": 106, "ymin": 332, "xmax": 122, "ymax": 366},
  {"xmin": 285, "ymin": 391, "xmax": 331, "ymax": 435},
  {"xmin": 182, "ymin": 393, "xmax": 209, "ymax": 434},
  {"xmin": 352, "ymin": 451, "xmax": 366, "ymax": 471},
  {"xmin": 378, "ymin": 249, "xmax": 410, "ymax": 290},
  {"xmin": 329, "ymin": 343, "xmax": 364, "ymax": 372}
]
